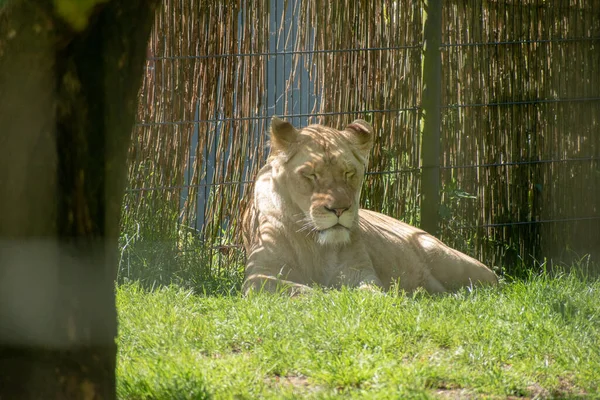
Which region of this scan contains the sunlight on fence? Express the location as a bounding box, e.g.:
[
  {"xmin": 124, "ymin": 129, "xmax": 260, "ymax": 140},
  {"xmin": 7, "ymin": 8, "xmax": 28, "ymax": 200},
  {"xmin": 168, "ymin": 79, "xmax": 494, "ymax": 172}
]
[{"xmin": 121, "ymin": 0, "xmax": 600, "ymax": 289}]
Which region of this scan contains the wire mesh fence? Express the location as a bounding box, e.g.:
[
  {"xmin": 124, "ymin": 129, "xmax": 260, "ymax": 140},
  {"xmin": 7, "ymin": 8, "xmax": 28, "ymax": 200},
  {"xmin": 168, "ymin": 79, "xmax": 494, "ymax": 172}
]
[{"xmin": 120, "ymin": 0, "xmax": 600, "ymax": 291}]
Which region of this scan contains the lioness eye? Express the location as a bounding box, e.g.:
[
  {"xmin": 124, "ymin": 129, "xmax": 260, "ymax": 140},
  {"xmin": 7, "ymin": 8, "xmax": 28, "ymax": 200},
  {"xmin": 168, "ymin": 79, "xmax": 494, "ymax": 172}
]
[
  {"xmin": 345, "ymin": 171, "xmax": 355, "ymax": 180},
  {"xmin": 303, "ymin": 173, "xmax": 317, "ymax": 181}
]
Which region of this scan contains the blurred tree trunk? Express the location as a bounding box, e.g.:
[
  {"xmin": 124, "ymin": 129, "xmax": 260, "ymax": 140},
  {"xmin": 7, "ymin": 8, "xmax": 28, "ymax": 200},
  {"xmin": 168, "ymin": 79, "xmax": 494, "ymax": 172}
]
[{"xmin": 0, "ymin": 0, "xmax": 158, "ymax": 398}]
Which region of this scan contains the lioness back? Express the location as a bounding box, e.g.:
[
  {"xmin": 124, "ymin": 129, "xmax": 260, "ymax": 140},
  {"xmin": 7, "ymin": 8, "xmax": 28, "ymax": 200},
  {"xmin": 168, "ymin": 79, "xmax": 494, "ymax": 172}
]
[{"xmin": 242, "ymin": 117, "xmax": 498, "ymax": 295}]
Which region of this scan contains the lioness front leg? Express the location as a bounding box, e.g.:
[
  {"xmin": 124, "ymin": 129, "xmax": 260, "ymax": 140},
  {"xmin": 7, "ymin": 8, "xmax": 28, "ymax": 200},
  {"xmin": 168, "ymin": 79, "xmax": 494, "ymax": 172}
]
[
  {"xmin": 242, "ymin": 273, "xmax": 312, "ymax": 296},
  {"xmin": 329, "ymin": 264, "xmax": 383, "ymax": 292}
]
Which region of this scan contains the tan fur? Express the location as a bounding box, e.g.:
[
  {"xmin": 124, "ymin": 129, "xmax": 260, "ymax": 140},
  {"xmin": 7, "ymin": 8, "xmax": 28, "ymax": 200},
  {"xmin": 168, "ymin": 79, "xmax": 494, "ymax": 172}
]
[{"xmin": 242, "ymin": 118, "xmax": 498, "ymax": 295}]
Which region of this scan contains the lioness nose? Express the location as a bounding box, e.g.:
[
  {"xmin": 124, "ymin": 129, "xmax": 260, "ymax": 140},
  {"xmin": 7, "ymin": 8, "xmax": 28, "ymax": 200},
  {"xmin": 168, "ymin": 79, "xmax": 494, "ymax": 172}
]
[{"xmin": 324, "ymin": 206, "xmax": 349, "ymax": 217}]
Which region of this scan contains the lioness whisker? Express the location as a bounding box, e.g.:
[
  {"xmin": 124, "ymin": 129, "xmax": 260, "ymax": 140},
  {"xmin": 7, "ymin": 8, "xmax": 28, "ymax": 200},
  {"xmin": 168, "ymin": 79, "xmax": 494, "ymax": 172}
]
[{"xmin": 297, "ymin": 219, "xmax": 316, "ymax": 235}]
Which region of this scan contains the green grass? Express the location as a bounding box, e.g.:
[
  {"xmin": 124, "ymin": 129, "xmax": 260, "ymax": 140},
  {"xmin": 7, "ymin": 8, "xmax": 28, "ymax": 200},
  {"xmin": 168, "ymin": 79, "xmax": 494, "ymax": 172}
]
[
  {"xmin": 117, "ymin": 223, "xmax": 244, "ymax": 296},
  {"xmin": 117, "ymin": 273, "xmax": 600, "ymax": 399}
]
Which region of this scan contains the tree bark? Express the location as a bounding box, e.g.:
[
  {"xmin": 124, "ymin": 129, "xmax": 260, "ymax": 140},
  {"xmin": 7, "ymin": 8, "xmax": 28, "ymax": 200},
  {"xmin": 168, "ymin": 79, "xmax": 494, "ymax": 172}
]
[{"xmin": 0, "ymin": 1, "xmax": 158, "ymax": 398}]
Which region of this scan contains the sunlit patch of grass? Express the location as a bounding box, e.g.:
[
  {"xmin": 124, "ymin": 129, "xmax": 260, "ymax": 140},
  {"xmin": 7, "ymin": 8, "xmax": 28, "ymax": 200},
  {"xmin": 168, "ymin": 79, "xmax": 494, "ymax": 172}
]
[{"xmin": 117, "ymin": 272, "xmax": 600, "ymax": 399}]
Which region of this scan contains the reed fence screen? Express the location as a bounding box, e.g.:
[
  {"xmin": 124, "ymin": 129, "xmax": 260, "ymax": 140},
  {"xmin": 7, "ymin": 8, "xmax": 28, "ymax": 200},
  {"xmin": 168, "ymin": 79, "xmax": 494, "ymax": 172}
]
[{"xmin": 122, "ymin": 0, "xmax": 600, "ymax": 286}]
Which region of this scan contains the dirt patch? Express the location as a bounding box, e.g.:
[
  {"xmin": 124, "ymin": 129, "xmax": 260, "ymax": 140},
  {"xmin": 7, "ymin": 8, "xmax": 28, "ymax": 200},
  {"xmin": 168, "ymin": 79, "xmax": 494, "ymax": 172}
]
[
  {"xmin": 435, "ymin": 388, "xmax": 476, "ymax": 399},
  {"xmin": 264, "ymin": 373, "xmax": 325, "ymax": 395},
  {"xmin": 551, "ymin": 377, "xmax": 588, "ymax": 398},
  {"xmin": 265, "ymin": 374, "xmax": 309, "ymax": 388},
  {"xmin": 435, "ymin": 380, "xmax": 588, "ymax": 400}
]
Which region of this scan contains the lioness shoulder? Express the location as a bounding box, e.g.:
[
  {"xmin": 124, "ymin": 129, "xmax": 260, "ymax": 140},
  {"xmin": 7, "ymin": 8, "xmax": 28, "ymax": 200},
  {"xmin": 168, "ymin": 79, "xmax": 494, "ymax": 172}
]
[{"xmin": 242, "ymin": 117, "xmax": 498, "ymax": 295}]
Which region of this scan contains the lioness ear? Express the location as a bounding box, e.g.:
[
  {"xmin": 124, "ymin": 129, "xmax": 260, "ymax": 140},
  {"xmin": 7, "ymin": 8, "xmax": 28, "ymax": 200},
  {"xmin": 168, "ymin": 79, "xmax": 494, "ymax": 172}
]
[
  {"xmin": 270, "ymin": 116, "xmax": 299, "ymax": 153},
  {"xmin": 345, "ymin": 119, "xmax": 374, "ymax": 158}
]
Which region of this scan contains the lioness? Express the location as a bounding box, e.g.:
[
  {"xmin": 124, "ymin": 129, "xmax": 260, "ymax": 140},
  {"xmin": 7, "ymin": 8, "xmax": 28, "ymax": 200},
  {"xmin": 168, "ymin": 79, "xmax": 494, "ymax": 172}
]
[{"xmin": 242, "ymin": 117, "xmax": 498, "ymax": 295}]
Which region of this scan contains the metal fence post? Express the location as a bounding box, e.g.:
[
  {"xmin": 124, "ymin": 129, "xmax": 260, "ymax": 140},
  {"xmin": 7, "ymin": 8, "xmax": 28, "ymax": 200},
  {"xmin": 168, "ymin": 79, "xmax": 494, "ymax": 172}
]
[{"xmin": 420, "ymin": 0, "xmax": 442, "ymax": 235}]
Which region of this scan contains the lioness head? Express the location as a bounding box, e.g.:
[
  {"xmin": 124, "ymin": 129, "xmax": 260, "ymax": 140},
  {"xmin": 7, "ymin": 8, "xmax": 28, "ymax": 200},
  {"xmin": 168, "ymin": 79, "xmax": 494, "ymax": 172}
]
[{"xmin": 267, "ymin": 117, "xmax": 374, "ymax": 246}]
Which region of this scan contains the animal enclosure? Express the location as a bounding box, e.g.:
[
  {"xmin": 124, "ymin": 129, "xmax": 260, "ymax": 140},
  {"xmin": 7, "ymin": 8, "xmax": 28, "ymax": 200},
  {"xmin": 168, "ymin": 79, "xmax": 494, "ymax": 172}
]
[{"xmin": 122, "ymin": 0, "xmax": 600, "ymax": 286}]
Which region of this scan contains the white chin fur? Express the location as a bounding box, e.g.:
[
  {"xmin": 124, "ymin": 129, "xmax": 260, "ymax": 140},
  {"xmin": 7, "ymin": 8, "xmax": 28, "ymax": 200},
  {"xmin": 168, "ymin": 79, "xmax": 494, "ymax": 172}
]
[{"xmin": 317, "ymin": 227, "xmax": 351, "ymax": 246}]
